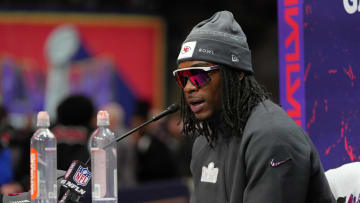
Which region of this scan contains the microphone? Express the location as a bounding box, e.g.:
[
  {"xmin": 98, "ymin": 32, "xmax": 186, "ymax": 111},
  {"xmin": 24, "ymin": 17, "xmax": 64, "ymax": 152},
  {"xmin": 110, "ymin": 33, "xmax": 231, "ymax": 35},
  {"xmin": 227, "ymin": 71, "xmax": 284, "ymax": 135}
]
[
  {"xmin": 152, "ymin": 103, "xmax": 180, "ymax": 121},
  {"xmin": 101, "ymin": 103, "xmax": 180, "ymax": 149}
]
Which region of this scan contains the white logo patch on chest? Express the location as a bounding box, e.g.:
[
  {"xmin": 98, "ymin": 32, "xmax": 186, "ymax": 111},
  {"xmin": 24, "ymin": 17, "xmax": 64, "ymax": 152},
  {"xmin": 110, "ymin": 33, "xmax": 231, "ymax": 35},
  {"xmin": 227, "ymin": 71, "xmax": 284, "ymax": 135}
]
[{"xmin": 201, "ymin": 162, "xmax": 219, "ymax": 183}]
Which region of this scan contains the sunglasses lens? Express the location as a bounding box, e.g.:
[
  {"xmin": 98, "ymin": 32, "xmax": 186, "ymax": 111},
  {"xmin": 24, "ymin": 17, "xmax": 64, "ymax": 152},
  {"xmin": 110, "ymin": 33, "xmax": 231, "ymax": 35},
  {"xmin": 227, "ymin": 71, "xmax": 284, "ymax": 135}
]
[
  {"xmin": 189, "ymin": 69, "xmax": 209, "ymax": 87},
  {"xmin": 175, "ymin": 69, "xmax": 210, "ymax": 88},
  {"xmin": 175, "ymin": 71, "xmax": 188, "ymax": 88}
]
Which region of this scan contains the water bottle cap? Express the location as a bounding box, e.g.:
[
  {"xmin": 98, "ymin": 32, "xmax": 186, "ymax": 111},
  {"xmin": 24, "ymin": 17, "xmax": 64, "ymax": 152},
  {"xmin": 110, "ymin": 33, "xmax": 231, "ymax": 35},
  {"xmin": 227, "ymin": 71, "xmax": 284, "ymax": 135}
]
[
  {"xmin": 37, "ymin": 111, "xmax": 50, "ymax": 127},
  {"xmin": 97, "ymin": 110, "xmax": 110, "ymax": 126}
]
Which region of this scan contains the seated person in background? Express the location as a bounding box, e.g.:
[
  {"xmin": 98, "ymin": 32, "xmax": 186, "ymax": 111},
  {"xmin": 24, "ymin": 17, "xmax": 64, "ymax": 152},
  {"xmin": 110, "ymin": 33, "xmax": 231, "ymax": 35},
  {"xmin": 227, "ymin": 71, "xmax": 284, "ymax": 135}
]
[
  {"xmin": 130, "ymin": 100, "xmax": 179, "ymax": 183},
  {"xmin": 165, "ymin": 113, "xmax": 194, "ymax": 178},
  {"xmin": 325, "ymin": 162, "xmax": 360, "ymax": 203},
  {"xmin": 0, "ymin": 105, "xmax": 19, "ymax": 194},
  {"xmin": 52, "ymin": 94, "xmax": 96, "ymax": 170}
]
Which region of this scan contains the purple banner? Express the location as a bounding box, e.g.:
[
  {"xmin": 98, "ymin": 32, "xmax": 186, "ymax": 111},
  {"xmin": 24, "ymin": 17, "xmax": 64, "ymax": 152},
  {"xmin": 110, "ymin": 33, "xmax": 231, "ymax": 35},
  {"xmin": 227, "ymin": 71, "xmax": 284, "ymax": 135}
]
[
  {"xmin": 278, "ymin": 0, "xmax": 306, "ymax": 129},
  {"xmin": 303, "ymin": 0, "xmax": 360, "ymax": 170},
  {"xmin": 278, "ymin": 0, "xmax": 360, "ymax": 170}
]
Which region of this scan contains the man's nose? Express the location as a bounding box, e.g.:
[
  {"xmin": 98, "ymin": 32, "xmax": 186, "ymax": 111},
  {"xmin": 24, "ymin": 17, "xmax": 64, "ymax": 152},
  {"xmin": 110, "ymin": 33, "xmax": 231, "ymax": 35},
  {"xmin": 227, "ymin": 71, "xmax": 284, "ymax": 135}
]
[{"xmin": 183, "ymin": 78, "xmax": 198, "ymax": 93}]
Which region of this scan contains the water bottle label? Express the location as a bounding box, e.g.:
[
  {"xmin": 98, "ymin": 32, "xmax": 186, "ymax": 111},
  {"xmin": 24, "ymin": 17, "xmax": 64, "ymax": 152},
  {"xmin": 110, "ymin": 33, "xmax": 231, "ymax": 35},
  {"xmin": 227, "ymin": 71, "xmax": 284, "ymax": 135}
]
[
  {"xmin": 93, "ymin": 184, "xmax": 101, "ymax": 199},
  {"xmin": 114, "ymin": 169, "xmax": 118, "ymax": 197},
  {"xmin": 44, "ymin": 147, "xmax": 57, "ymax": 152},
  {"xmin": 30, "ymin": 148, "xmax": 39, "ymax": 200},
  {"xmin": 48, "ymin": 184, "xmax": 57, "ymax": 199},
  {"xmin": 91, "ymin": 148, "xmax": 107, "ymax": 198}
]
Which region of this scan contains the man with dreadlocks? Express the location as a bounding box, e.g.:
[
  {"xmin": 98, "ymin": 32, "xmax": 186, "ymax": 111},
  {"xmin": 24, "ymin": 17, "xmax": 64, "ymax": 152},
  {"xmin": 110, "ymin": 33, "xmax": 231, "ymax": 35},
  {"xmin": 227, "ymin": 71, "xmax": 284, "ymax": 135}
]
[{"xmin": 172, "ymin": 11, "xmax": 336, "ymax": 203}]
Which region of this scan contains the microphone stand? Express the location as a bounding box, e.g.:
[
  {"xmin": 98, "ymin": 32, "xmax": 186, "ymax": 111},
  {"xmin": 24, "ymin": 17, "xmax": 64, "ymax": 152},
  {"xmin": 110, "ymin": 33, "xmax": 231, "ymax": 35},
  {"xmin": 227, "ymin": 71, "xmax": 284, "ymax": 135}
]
[
  {"xmin": 85, "ymin": 103, "xmax": 180, "ymax": 165},
  {"xmin": 60, "ymin": 116, "xmax": 166, "ymax": 203}
]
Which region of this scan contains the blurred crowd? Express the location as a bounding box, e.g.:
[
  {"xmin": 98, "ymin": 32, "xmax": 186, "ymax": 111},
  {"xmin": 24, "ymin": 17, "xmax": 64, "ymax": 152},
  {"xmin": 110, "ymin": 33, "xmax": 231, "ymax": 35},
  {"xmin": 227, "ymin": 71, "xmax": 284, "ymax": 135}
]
[{"xmin": 0, "ymin": 94, "xmax": 194, "ymax": 195}]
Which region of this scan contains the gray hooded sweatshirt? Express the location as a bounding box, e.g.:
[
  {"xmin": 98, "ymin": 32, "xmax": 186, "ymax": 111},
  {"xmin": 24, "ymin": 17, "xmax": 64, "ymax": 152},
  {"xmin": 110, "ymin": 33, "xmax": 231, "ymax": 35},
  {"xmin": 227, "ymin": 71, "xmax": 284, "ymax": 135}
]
[{"xmin": 190, "ymin": 100, "xmax": 336, "ymax": 203}]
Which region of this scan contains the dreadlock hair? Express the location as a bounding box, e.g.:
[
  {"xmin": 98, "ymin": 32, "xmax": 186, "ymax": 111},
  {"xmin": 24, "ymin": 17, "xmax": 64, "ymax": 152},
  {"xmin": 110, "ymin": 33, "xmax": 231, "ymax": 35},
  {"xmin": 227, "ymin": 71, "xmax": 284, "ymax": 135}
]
[{"xmin": 180, "ymin": 65, "xmax": 270, "ymax": 146}]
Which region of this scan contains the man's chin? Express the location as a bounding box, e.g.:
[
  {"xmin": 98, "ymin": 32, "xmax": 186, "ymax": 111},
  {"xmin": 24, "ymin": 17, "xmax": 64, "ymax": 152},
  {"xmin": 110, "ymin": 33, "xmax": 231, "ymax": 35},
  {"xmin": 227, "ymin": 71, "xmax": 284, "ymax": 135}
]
[
  {"xmin": 195, "ymin": 110, "xmax": 222, "ymax": 123},
  {"xmin": 193, "ymin": 111, "xmax": 211, "ymax": 121}
]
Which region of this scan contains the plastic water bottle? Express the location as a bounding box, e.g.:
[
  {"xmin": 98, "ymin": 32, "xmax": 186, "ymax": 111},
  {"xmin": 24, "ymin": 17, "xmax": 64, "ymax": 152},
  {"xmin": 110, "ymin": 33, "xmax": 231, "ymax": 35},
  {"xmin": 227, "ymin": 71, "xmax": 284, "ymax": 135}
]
[
  {"xmin": 30, "ymin": 111, "xmax": 57, "ymax": 203},
  {"xmin": 89, "ymin": 111, "xmax": 118, "ymax": 203}
]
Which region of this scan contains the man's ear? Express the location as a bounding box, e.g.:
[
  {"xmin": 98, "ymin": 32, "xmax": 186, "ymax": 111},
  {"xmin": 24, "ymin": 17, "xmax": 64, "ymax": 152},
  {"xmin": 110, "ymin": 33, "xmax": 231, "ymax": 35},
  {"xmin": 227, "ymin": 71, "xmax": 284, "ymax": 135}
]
[{"xmin": 238, "ymin": 72, "xmax": 245, "ymax": 80}]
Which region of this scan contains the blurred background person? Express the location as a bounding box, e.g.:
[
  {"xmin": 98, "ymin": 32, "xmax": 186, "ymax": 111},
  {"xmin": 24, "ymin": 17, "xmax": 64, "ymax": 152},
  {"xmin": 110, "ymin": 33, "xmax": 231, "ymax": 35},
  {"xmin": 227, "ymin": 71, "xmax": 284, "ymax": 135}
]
[
  {"xmin": 0, "ymin": 105, "xmax": 17, "ymax": 194},
  {"xmin": 2, "ymin": 112, "xmax": 36, "ymax": 194},
  {"xmin": 52, "ymin": 94, "xmax": 96, "ymax": 170},
  {"xmin": 130, "ymin": 99, "xmax": 180, "ymax": 183},
  {"xmin": 146, "ymin": 108, "xmax": 169, "ymax": 143},
  {"xmin": 165, "ymin": 113, "xmax": 194, "ymax": 178},
  {"xmin": 146, "ymin": 106, "xmax": 195, "ymax": 178}
]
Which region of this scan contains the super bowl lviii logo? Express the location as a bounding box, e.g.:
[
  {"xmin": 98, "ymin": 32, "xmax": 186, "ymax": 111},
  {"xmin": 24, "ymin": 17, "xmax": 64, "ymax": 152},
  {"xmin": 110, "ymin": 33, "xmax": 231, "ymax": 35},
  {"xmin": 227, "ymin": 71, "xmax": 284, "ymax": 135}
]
[
  {"xmin": 73, "ymin": 166, "xmax": 91, "ymax": 187},
  {"xmin": 343, "ymin": 0, "xmax": 360, "ymax": 14}
]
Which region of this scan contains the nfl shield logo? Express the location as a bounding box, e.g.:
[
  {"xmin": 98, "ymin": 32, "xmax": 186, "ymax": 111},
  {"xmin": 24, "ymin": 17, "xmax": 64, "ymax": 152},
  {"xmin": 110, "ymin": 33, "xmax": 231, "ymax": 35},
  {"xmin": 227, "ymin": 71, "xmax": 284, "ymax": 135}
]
[{"xmin": 73, "ymin": 166, "xmax": 91, "ymax": 186}]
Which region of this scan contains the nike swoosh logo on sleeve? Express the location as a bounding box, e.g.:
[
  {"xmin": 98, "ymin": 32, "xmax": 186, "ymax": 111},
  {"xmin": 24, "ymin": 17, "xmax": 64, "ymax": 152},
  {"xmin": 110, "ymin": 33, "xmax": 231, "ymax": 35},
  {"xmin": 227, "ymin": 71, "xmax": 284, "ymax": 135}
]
[{"xmin": 270, "ymin": 158, "xmax": 292, "ymax": 167}]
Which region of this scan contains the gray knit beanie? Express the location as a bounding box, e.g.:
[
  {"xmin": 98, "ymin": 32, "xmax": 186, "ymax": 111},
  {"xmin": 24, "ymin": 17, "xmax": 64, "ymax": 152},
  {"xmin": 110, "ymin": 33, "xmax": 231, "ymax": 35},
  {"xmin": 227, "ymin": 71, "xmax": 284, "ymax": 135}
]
[{"xmin": 177, "ymin": 11, "xmax": 253, "ymax": 73}]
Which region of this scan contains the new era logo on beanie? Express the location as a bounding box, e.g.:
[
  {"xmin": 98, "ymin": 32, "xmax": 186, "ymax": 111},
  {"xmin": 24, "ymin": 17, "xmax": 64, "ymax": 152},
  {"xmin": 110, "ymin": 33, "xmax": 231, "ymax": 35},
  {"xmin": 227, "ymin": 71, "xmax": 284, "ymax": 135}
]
[{"xmin": 177, "ymin": 11, "xmax": 253, "ymax": 73}]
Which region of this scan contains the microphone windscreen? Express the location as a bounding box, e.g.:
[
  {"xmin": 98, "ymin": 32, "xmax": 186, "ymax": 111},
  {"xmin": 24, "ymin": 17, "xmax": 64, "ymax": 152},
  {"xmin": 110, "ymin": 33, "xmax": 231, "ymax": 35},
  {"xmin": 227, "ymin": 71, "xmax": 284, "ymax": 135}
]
[{"xmin": 167, "ymin": 103, "xmax": 180, "ymax": 113}]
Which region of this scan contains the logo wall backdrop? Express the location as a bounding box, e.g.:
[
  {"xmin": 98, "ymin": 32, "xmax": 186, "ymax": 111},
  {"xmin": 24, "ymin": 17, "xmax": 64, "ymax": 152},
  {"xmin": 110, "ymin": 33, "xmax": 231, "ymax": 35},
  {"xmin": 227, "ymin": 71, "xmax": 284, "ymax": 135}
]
[
  {"xmin": 278, "ymin": 0, "xmax": 360, "ymax": 170},
  {"xmin": 0, "ymin": 12, "xmax": 165, "ymax": 125}
]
